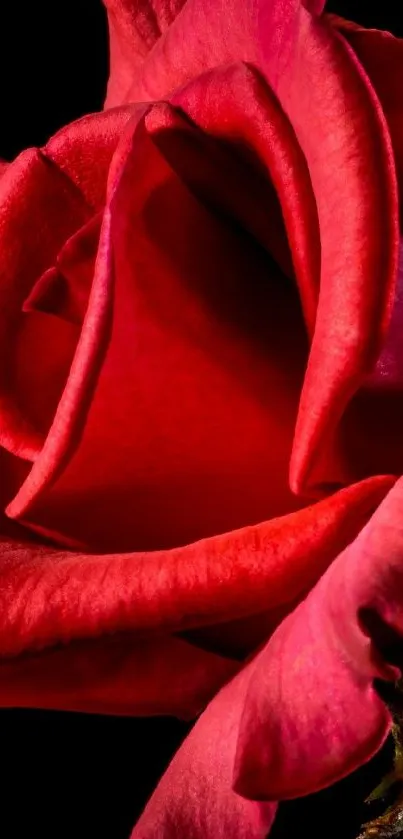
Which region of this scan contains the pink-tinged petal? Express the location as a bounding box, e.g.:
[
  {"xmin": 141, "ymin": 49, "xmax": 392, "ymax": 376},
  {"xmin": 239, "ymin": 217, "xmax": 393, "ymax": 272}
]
[
  {"xmin": 104, "ymin": 0, "xmax": 187, "ymax": 108},
  {"xmin": 24, "ymin": 215, "xmax": 101, "ymax": 325},
  {"xmin": 129, "ymin": 0, "xmax": 398, "ymax": 497},
  {"xmin": 0, "ymin": 160, "xmax": 8, "ymax": 176},
  {"xmin": 330, "ymin": 17, "xmax": 403, "ymax": 201},
  {"xmin": 233, "ymin": 477, "xmax": 403, "ymax": 801},
  {"xmin": 7, "ymin": 105, "xmax": 307, "ymax": 551},
  {"xmin": 123, "ymin": 0, "xmax": 272, "ymax": 101},
  {"xmin": 318, "ymin": 21, "xmax": 403, "ymax": 480},
  {"xmin": 274, "ymin": 16, "xmax": 399, "ymax": 494},
  {"xmin": 0, "ymin": 477, "xmax": 393, "ymax": 658},
  {"xmin": 0, "ymin": 634, "xmax": 237, "ymax": 718},
  {"xmin": 0, "ymin": 149, "xmax": 90, "ymax": 462},
  {"xmin": 44, "ymin": 106, "xmax": 135, "ymax": 209},
  {"xmin": 132, "ymin": 661, "xmax": 275, "ymax": 839},
  {"xmin": 168, "ymin": 63, "xmax": 320, "ymax": 333}
]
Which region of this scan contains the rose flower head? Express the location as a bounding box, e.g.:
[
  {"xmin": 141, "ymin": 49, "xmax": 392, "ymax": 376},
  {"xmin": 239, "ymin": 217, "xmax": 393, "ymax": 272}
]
[{"xmin": 1, "ymin": 1, "xmax": 403, "ymax": 836}]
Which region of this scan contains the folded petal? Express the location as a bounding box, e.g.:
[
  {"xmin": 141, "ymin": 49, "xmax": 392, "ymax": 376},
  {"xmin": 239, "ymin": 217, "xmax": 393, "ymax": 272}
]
[
  {"xmin": 44, "ymin": 106, "xmax": 135, "ymax": 209},
  {"xmin": 24, "ymin": 215, "xmax": 101, "ymax": 325},
  {"xmin": 316, "ymin": 21, "xmax": 403, "ymax": 482},
  {"xmin": 330, "ymin": 16, "xmax": 403, "ymax": 199},
  {"xmin": 234, "ymin": 476, "xmax": 403, "ymax": 801},
  {"xmin": 0, "ymin": 477, "xmax": 393, "ymax": 658},
  {"xmin": 0, "ymin": 150, "xmax": 90, "ymax": 462},
  {"xmin": 169, "ymin": 63, "xmax": 320, "ymax": 333},
  {"xmin": 277, "ymin": 16, "xmax": 399, "ymax": 494},
  {"xmin": 132, "ymin": 659, "xmax": 276, "ymax": 838}
]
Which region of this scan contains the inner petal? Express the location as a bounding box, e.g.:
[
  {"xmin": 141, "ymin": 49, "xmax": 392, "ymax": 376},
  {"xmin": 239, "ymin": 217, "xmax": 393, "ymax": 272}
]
[
  {"xmin": 24, "ymin": 215, "xmax": 100, "ymax": 326},
  {"xmin": 10, "ymin": 108, "xmax": 309, "ymax": 552}
]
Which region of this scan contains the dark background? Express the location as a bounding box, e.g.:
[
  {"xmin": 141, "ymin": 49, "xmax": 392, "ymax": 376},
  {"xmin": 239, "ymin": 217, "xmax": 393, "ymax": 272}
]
[{"xmin": 0, "ymin": 2, "xmax": 401, "ymax": 837}]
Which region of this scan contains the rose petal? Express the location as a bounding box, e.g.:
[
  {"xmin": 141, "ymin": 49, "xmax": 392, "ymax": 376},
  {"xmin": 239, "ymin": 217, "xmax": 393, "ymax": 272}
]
[
  {"xmin": 313, "ymin": 21, "xmax": 403, "ymax": 480},
  {"xmin": 234, "ymin": 476, "xmax": 403, "ymax": 801},
  {"xmin": 131, "ymin": 478, "xmax": 403, "ymax": 836},
  {"xmin": 0, "ymin": 107, "xmax": 137, "ymax": 465},
  {"xmin": 24, "ymin": 215, "xmax": 101, "ymax": 325},
  {"xmin": 131, "ymin": 660, "xmax": 276, "ymax": 839},
  {"xmin": 123, "ymin": 0, "xmax": 287, "ymax": 102},
  {"xmin": 7, "ymin": 103, "xmax": 307, "ymax": 551},
  {"xmin": 275, "ymin": 17, "xmax": 399, "ymax": 494},
  {"xmin": 330, "ymin": 17, "xmax": 403, "ymax": 198},
  {"xmin": 0, "ymin": 149, "xmax": 90, "ymax": 462},
  {"xmin": 125, "ymin": 0, "xmax": 399, "ymax": 497},
  {"xmin": 44, "ymin": 106, "xmax": 135, "ymax": 209},
  {"xmin": 0, "ymin": 634, "xmax": 237, "ymax": 718},
  {"xmin": 103, "ymin": 0, "xmax": 187, "ymax": 108},
  {"xmin": 0, "ymin": 477, "xmax": 393, "ymax": 658},
  {"xmin": 167, "ymin": 63, "xmax": 320, "ymax": 333}
]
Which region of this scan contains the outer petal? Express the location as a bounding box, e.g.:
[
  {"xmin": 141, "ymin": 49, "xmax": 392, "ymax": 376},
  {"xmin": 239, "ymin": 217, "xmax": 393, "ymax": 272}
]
[
  {"xmin": 44, "ymin": 106, "xmax": 135, "ymax": 209},
  {"xmin": 131, "ymin": 660, "xmax": 276, "ymax": 839},
  {"xmin": 330, "ymin": 17, "xmax": 403, "ymax": 200},
  {"xmin": 277, "ymin": 17, "xmax": 399, "ymax": 493},
  {"xmin": 234, "ymin": 476, "xmax": 403, "ymax": 800},
  {"xmin": 0, "ymin": 478, "xmax": 393, "ymax": 658},
  {"xmin": 104, "ymin": 0, "xmax": 187, "ymax": 107},
  {"xmin": 317, "ymin": 20, "xmax": 403, "ymax": 481}
]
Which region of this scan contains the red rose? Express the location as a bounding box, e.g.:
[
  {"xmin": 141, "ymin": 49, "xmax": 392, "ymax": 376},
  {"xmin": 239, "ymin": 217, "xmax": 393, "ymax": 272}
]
[{"xmin": 1, "ymin": 0, "xmax": 403, "ymax": 835}]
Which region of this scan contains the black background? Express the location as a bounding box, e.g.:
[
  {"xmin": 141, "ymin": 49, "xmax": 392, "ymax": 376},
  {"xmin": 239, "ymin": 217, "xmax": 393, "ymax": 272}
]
[{"xmin": 0, "ymin": 2, "xmax": 401, "ymax": 837}]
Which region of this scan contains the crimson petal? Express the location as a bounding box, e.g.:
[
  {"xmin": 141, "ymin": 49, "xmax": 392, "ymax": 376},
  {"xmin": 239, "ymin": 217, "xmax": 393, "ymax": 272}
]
[
  {"xmin": 0, "ymin": 150, "xmax": 90, "ymax": 461},
  {"xmin": 0, "ymin": 478, "xmax": 393, "ymax": 659},
  {"xmin": 168, "ymin": 63, "xmax": 320, "ymax": 333},
  {"xmin": 23, "ymin": 215, "xmax": 101, "ymax": 326}
]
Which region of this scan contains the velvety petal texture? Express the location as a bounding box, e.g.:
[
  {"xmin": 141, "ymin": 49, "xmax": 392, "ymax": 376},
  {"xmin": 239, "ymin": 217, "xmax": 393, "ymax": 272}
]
[
  {"xmin": 133, "ymin": 477, "xmax": 403, "ymax": 836},
  {"xmin": 132, "ymin": 658, "xmax": 277, "ymax": 838},
  {"xmin": 0, "ymin": 478, "xmax": 391, "ymax": 659}
]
